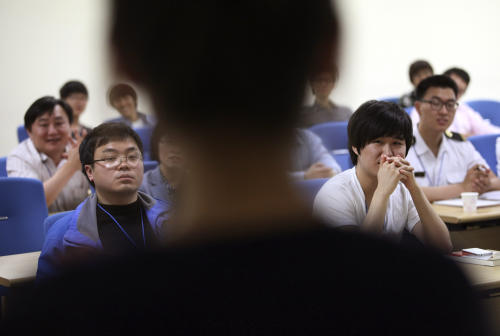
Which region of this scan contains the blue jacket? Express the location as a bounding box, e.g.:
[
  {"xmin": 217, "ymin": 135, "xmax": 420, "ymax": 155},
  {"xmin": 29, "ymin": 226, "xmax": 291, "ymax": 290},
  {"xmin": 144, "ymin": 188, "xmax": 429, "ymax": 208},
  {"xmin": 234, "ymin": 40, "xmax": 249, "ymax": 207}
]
[{"xmin": 37, "ymin": 191, "xmax": 169, "ymax": 282}]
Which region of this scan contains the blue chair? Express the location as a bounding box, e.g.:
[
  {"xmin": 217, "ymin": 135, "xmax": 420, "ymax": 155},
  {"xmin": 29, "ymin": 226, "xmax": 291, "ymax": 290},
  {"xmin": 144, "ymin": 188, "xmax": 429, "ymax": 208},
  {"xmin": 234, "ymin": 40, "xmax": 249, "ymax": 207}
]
[
  {"xmin": 43, "ymin": 211, "xmax": 71, "ymax": 235},
  {"xmin": 17, "ymin": 125, "xmax": 28, "ymax": 143},
  {"xmin": 404, "ymin": 106, "xmax": 413, "ymax": 115},
  {"xmin": 134, "ymin": 126, "xmax": 153, "ymax": 161},
  {"xmin": 0, "ymin": 157, "xmax": 7, "ymax": 177},
  {"xmin": 468, "ymin": 134, "xmax": 500, "ymax": 176},
  {"xmin": 466, "ymin": 100, "xmax": 500, "ymax": 127},
  {"xmin": 380, "ymin": 97, "xmax": 399, "ymax": 104},
  {"xmin": 144, "ymin": 160, "xmax": 159, "ymax": 172},
  {"xmin": 309, "ymin": 121, "xmax": 348, "ymax": 151},
  {"xmin": 0, "ymin": 177, "xmax": 48, "ymax": 256},
  {"xmin": 294, "ymin": 178, "xmax": 329, "ymax": 209},
  {"xmin": 332, "ymin": 149, "xmax": 353, "ymax": 171}
]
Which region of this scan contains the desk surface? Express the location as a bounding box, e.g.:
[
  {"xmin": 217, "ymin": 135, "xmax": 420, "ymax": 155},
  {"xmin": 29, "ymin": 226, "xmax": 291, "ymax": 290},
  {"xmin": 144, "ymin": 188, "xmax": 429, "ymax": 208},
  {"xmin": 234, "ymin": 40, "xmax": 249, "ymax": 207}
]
[
  {"xmin": 458, "ymin": 262, "xmax": 500, "ymax": 291},
  {"xmin": 432, "ymin": 204, "xmax": 500, "ymax": 224},
  {"xmin": 0, "ymin": 251, "xmax": 40, "ymax": 287}
]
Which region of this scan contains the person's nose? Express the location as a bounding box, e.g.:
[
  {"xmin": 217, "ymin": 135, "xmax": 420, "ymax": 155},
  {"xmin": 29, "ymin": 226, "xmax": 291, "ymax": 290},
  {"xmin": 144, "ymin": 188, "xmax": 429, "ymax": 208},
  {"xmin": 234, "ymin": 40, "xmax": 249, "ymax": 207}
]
[
  {"xmin": 47, "ymin": 123, "xmax": 58, "ymax": 135},
  {"xmin": 382, "ymin": 143, "xmax": 393, "ymax": 156}
]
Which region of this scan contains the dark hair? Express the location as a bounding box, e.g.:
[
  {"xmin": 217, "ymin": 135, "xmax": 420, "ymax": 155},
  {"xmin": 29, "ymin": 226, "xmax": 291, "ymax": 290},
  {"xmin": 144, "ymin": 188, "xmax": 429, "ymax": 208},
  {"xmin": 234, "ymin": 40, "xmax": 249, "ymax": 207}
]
[
  {"xmin": 409, "ymin": 60, "xmax": 433, "ymax": 83},
  {"xmin": 59, "ymin": 81, "xmax": 88, "ymax": 99},
  {"xmin": 111, "ymin": 1, "xmax": 339, "ymax": 138},
  {"xmin": 443, "ymin": 67, "xmax": 470, "ymax": 85},
  {"xmin": 415, "ymin": 75, "xmax": 458, "ymax": 101},
  {"xmin": 309, "ymin": 63, "xmax": 339, "ymax": 83},
  {"xmin": 79, "ymin": 122, "xmax": 144, "ymax": 186},
  {"xmin": 24, "ymin": 96, "xmax": 73, "ymax": 132},
  {"xmin": 348, "ymin": 100, "xmax": 413, "ymax": 165},
  {"xmin": 108, "ymin": 83, "xmax": 138, "ymax": 106}
]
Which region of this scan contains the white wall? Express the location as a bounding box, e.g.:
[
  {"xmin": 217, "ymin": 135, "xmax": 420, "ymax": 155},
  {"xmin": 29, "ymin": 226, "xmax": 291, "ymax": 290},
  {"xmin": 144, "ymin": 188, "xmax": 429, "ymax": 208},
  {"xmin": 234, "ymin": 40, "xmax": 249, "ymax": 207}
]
[
  {"xmin": 332, "ymin": 0, "xmax": 500, "ymax": 110},
  {"xmin": 1, "ymin": 0, "xmax": 500, "ymax": 156}
]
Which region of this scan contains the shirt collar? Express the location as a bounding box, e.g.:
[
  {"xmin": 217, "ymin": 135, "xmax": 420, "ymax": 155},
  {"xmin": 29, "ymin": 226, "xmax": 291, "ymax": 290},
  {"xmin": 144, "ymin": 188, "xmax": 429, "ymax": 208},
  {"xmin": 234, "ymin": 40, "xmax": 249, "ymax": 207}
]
[{"xmin": 413, "ymin": 125, "xmax": 448, "ymax": 157}]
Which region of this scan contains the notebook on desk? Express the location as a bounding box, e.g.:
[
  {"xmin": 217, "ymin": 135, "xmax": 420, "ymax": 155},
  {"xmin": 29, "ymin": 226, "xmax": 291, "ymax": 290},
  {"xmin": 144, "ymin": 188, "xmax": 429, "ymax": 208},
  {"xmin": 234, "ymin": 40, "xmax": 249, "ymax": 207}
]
[{"xmin": 433, "ymin": 198, "xmax": 500, "ymax": 208}]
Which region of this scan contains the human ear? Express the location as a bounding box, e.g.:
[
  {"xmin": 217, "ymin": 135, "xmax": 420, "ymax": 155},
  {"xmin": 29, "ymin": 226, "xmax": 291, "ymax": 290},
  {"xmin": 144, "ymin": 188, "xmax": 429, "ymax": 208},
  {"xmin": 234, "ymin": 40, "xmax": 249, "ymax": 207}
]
[
  {"xmin": 352, "ymin": 146, "xmax": 359, "ymax": 156},
  {"xmin": 85, "ymin": 165, "xmax": 94, "ymax": 182}
]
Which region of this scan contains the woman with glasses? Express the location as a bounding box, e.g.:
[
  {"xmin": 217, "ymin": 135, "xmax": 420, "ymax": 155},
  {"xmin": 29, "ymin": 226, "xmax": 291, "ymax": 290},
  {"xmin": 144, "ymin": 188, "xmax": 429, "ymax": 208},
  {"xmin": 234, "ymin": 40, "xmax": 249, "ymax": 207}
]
[
  {"xmin": 36, "ymin": 122, "xmax": 169, "ymax": 281},
  {"xmin": 406, "ymin": 75, "xmax": 500, "ymax": 202}
]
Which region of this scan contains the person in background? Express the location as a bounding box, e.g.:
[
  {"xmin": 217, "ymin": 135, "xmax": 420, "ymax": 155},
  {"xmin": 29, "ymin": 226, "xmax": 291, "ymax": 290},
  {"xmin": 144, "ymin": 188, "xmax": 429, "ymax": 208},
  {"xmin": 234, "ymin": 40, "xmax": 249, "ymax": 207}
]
[
  {"xmin": 7, "ymin": 96, "xmax": 89, "ymax": 212},
  {"xmin": 37, "ymin": 122, "xmax": 169, "ymax": 281},
  {"xmin": 108, "ymin": 83, "xmax": 155, "ymax": 127},
  {"xmin": 289, "ymin": 128, "xmax": 341, "ymax": 179},
  {"xmin": 411, "ymin": 68, "xmax": 500, "ymax": 137},
  {"xmin": 4, "ymin": 1, "xmax": 488, "ymax": 335},
  {"xmin": 406, "ymin": 75, "xmax": 500, "ymax": 202},
  {"xmin": 299, "ymin": 65, "xmax": 352, "ymax": 127},
  {"xmin": 313, "ymin": 100, "xmax": 451, "ymax": 252},
  {"xmin": 399, "ymin": 60, "xmax": 433, "ymax": 108},
  {"xmin": 59, "ymin": 80, "xmax": 92, "ymax": 136},
  {"xmin": 140, "ymin": 124, "xmax": 186, "ymax": 202}
]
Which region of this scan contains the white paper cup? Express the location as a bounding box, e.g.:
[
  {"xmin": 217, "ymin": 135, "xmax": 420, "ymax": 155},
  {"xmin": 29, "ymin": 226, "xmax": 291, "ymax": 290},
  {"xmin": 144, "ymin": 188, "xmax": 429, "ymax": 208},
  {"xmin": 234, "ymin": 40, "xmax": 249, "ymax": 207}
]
[{"xmin": 461, "ymin": 192, "xmax": 478, "ymax": 213}]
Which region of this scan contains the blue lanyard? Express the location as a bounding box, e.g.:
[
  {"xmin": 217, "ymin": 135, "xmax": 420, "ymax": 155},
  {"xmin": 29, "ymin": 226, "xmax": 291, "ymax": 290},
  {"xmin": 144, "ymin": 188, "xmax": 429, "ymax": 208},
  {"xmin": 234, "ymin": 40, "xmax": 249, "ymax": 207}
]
[
  {"xmin": 97, "ymin": 203, "xmax": 146, "ymax": 248},
  {"xmin": 414, "ymin": 148, "xmax": 446, "ymax": 187}
]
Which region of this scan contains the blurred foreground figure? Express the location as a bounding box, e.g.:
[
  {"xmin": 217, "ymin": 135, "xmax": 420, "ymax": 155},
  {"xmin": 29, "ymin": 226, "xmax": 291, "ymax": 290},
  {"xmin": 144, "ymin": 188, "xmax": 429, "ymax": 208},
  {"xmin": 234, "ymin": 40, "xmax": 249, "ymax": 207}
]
[{"xmin": 2, "ymin": 1, "xmax": 490, "ymax": 335}]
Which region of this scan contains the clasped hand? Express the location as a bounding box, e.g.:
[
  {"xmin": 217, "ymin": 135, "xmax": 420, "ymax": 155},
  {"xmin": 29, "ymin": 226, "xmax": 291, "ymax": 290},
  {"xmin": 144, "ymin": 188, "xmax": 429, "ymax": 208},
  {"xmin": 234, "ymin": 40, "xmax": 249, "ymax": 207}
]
[{"xmin": 376, "ymin": 154, "xmax": 416, "ymax": 196}]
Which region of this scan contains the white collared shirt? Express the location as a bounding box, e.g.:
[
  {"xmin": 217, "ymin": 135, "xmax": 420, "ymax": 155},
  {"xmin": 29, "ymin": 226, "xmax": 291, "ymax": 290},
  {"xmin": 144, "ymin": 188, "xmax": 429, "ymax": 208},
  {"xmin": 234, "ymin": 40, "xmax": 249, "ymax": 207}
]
[
  {"xmin": 312, "ymin": 167, "xmax": 419, "ymax": 238},
  {"xmin": 7, "ymin": 138, "xmax": 89, "ymax": 213},
  {"xmin": 406, "ymin": 127, "xmax": 487, "ymax": 187}
]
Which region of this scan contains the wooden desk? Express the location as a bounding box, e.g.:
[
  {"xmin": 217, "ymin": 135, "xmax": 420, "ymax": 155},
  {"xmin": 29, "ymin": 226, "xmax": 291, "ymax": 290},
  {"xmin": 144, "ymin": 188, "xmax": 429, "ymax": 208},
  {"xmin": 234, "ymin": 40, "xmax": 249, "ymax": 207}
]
[
  {"xmin": 432, "ymin": 204, "xmax": 500, "ymax": 225},
  {"xmin": 0, "ymin": 251, "xmax": 40, "ymax": 287},
  {"xmin": 459, "ymin": 262, "xmax": 500, "ymax": 292}
]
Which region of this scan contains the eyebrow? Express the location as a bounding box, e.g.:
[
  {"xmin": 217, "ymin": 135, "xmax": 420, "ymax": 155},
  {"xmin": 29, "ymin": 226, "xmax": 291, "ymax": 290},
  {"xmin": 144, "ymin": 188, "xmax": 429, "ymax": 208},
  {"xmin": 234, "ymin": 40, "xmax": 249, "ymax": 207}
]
[{"xmin": 100, "ymin": 146, "xmax": 139, "ymax": 154}]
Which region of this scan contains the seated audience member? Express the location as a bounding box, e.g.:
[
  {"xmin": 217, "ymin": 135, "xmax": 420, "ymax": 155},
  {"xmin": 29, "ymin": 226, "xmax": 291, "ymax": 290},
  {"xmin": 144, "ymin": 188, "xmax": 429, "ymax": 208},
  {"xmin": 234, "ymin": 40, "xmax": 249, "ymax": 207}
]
[
  {"xmin": 290, "ymin": 128, "xmax": 341, "ymax": 179},
  {"xmin": 298, "ymin": 65, "xmax": 352, "ymax": 127},
  {"xmin": 108, "ymin": 83, "xmax": 155, "ymax": 127},
  {"xmin": 399, "ymin": 60, "xmax": 433, "ymax": 108},
  {"xmin": 5, "ymin": 1, "xmax": 489, "ymax": 335},
  {"xmin": 7, "ymin": 96, "xmax": 89, "ymax": 212},
  {"xmin": 59, "ymin": 80, "xmax": 92, "ymax": 136},
  {"xmin": 140, "ymin": 124, "xmax": 186, "ymax": 202},
  {"xmin": 313, "ymin": 100, "xmax": 451, "ymax": 252},
  {"xmin": 406, "ymin": 75, "xmax": 500, "ymax": 202},
  {"xmin": 37, "ymin": 122, "xmax": 169, "ymax": 281},
  {"xmin": 411, "ymin": 68, "xmax": 500, "ymax": 136}
]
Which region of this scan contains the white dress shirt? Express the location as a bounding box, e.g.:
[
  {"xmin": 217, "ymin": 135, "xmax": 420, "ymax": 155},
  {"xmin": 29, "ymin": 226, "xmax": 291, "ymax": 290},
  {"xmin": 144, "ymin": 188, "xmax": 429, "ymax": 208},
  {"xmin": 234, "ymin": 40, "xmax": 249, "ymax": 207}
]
[
  {"xmin": 406, "ymin": 127, "xmax": 487, "ymax": 187},
  {"xmin": 7, "ymin": 138, "xmax": 89, "ymax": 213}
]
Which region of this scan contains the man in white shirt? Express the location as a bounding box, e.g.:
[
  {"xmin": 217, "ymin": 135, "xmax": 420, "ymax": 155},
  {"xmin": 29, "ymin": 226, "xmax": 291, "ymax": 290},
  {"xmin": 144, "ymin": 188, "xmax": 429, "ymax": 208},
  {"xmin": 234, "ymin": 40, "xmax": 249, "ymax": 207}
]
[
  {"xmin": 7, "ymin": 96, "xmax": 89, "ymax": 212},
  {"xmin": 313, "ymin": 100, "xmax": 451, "ymax": 252},
  {"xmin": 406, "ymin": 75, "xmax": 500, "ymax": 202},
  {"xmin": 411, "ymin": 68, "xmax": 500, "ymax": 137}
]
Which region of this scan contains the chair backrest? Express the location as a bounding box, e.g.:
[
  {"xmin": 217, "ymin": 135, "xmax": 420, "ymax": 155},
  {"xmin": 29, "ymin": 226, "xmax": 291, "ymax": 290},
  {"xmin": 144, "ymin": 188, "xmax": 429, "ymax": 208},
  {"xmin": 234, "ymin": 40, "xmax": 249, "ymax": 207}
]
[
  {"xmin": 17, "ymin": 125, "xmax": 28, "ymax": 143},
  {"xmin": 144, "ymin": 160, "xmax": 159, "ymax": 172},
  {"xmin": 0, "ymin": 177, "xmax": 48, "ymax": 255},
  {"xmin": 332, "ymin": 149, "xmax": 353, "ymax": 171},
  {"xmin": 380, "ymin": 97, "xmax": 399, "ymax": 104},
  {"xmin": 134, "ymin": 126, "xmax": 153, "ymax": 161},
  {"xmin": 43, "ymin": 211, "xmax": 72, "ymax": 234},
  {"xmin": 466, "ymin": 100, "xmax": 500, "ymax": 127},
  {"xmin": 309, "ymin": 121, "xmax": 348, "ymax": 151},
  {"xmin": 294, "ymin": 178, "xmax": 329, "ymax": 210},
  {"xmin": 468, "ymin": 134, "xmax": 500, "ymax": 176},
  {"xmin": 0, "ymin": 157, "xmax": 7, "ymax": 177}
]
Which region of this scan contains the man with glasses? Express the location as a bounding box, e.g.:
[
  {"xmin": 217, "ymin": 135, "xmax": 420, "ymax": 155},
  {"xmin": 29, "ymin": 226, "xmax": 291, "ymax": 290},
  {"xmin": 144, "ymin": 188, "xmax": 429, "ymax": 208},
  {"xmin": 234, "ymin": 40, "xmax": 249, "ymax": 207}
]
[
  {"xmin": 406, "ymin": 75, "xmax": 500, "ymax": 202},
  {"xmin": 37, "ymin": 122, "xmax": 169, "ymax": 281}
]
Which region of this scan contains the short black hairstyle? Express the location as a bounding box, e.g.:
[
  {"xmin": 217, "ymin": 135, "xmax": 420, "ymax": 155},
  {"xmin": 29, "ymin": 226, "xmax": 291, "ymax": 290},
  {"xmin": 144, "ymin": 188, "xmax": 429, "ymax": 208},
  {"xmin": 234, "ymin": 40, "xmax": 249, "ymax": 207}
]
[
  {"xmin": 108, "ymin": 83, "xmax": 138, "ymax": 106},
  {"xmin": 409, "ymin": 60, "xmax": 433, "ymax": 83},
  {"xmin": 59, "ymin": 80, "xmax": 89, "ymax": 99},
  {"xmin": 24, "ymin": 96, "xmax": 73, "ymax": 132},
  {"xmin": 348, "ymin": 100, "xmax": 413, "ymax": 165},
  {"xmin": 79, "ymin": 122, "xmax": 144, "ymax": 186},
  {"xmin": 415, "ymin": 75, "xmax": 458, "ymax": 101},
  {"xmin": 443, "ymin": 67, "xmax": 470, "ymax": 85},
  {"xmin": 111, "ymin": 1, "xmax": 339, "ymax": 138}
]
